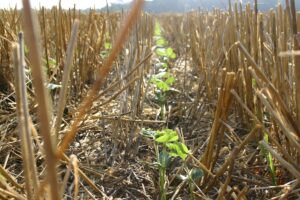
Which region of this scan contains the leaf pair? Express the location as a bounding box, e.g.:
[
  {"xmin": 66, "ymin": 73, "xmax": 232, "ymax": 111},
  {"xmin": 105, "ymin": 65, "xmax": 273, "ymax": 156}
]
[
  {"xmin": 155, "ymin": 47, "xmax": 176, "ymax": 59},
  {"xmin": 142, "ymin": 129, "xmax": 189, "ymax": 160},
  {"xmin": 151, "ymin": 72, "xmax": 175, "ymax": 92}
]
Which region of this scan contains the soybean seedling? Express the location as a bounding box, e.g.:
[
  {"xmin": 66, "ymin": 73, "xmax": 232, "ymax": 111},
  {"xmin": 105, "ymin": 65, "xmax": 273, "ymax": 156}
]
[
  {"xmin": 141, "ymin": 128, "xmax": 203, "ymax": 200},
  {"xmin": 259, "ymin": 133, "xmax": 277, "ymax": 185},
  {"xmin": 151, "ymin": 21, "xmax": 176, "ymax": 119}
]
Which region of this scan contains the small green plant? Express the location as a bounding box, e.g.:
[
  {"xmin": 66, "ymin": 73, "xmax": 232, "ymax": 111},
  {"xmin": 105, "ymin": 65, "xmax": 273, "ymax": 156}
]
[
  {"xmin": 154, "ymin": 21, "xmax": 176, "ymax": 62},
  {"xmin": 259, "ymin": 133, "xmax": 277, "ymax": 185},
  {"xmin": 151, "ymin": 21, "xmax": 176, "ymax": 119},
  {"xmin": 142, "ymin": 128, "xmax": 188, "ymax": 200},
  {"xmin": 100, "ymin": 34, "xmax": 112, "ymax": 59},
  {"xmin": 150, "ymin": 71, "xmax": 175, "ymax": 116},
  {"xmin": 141, "ymin": 128, "xmax": 203, "ymax": 200}
]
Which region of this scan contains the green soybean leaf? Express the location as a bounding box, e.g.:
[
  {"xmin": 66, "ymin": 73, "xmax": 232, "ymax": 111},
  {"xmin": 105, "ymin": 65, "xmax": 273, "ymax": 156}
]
[
  {"xmin": 166, "ymin": 47, "xmax": 176, "ymax": 59},
  {"xmin": 262, "ymin": 133, "xmax": 277, "ymax": 185},
  {"xmin": 157, "ymin": 81, "xmax": 169, "ymax": 91},
  {"xmin": 160, "ymin": 62, "xmax": 168, "ymax": 68},
  {"xmin": 170, "ymin": 53, "xmax": 176, "ymax": 59},
  {"xmin": 155, "ymin": 129, "xmax": 178, "ymax": 143},
  {"xmin": 165, "ymin": 76, "xmax": 175, "ymax": 85},
  {"xmin": 156, "ymin": 38, "xmax": 168, "ymax": 47},
  {"xmin": 155, "ymin": 47, "xmax": 167, "ymax": 57},
  {"xmin": 154, "ymin": 21, "xmax": 162, "ymax": 36},
  {"xmin": 166, "ymin": 142, "xmax": 189, "ymax": 160},
  {"xmin": 151, "ymin": 77, "xmax": 170, "ymax": 92},
  {"xmin": 155, "ymin": 62, "xmax": 168, "ymax": 69},
  {"xmin": 104, "ymin": 42, "xmax": 112, "ymax": 50}
]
